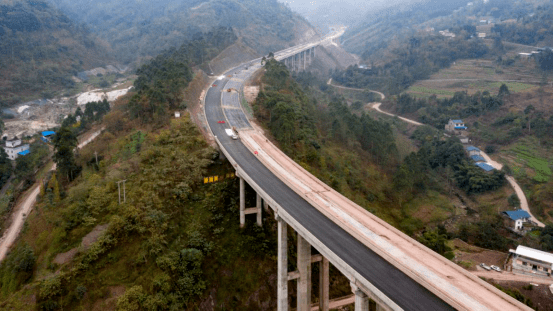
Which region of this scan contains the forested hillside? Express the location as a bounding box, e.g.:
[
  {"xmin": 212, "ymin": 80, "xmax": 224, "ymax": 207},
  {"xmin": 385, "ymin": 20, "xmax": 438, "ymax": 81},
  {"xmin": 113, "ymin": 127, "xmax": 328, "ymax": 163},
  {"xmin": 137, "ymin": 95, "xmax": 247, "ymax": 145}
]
[
  {"xmin": 255, "ymin": 60, "xmax": 551, "ymax": 260},
  {"xmin": 0, "ymin": 0, "xmax": 112, "ymax": 107},
  {"xmin": 0, "ymin": 32, "xmax": 295, "ymax": 310},
  {"xmin": 343, "ymin": 0, "xmax": 552, "ymax": 58},
  {"xmin": 47, "ymin": 0, "xmax": 317, "ymax": 63}
]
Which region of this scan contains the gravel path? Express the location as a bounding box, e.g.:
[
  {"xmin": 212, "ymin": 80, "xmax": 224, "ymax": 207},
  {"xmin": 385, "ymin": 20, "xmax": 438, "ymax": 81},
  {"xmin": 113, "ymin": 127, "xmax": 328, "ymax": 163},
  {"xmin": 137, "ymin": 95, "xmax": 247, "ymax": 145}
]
[
  {"xmin": 0, "ymin": 128, "xmax": 104, "ymax": 262},
  {"xmin": 326, "ymin": 80, "xmax": 545, "ymax": 228}
]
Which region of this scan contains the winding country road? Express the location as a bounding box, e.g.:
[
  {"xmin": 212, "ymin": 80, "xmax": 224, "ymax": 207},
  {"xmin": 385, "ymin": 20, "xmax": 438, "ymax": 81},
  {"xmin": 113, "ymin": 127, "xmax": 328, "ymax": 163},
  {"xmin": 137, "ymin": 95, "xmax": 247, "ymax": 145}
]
[
  {"xmin": 0, "ymin": 128, "xmax": 104, "ymax": 262},
  {"xmin": 326, "ymin": 79, "xmax": 545, "ymax": 228}
]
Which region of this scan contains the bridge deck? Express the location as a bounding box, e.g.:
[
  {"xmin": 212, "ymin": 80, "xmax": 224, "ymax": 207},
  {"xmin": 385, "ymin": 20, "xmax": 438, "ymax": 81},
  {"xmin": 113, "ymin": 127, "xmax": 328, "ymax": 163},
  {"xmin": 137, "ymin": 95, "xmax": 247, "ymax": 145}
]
[
  {"xmin": 203, "ymin": 32, "xmax": 532, "ymax": 311},
  {"xmin": 240, "ymin": 130, "xmax": 530, "ymax": 311}
]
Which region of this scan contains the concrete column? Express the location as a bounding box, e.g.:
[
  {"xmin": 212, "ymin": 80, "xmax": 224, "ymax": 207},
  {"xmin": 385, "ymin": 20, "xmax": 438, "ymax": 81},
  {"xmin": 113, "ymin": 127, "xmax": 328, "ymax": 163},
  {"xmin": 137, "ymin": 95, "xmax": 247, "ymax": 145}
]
[
  {"xmin": 240, "ymin": 177, "xmax": 245, "ymax": 228},
  {"xmin": 277, "ymin": 216, "xmax": 288, "ymax": 311},
  {"xmin": 319, "ymin": 257, "xmax": 329, "ymax": 311},
  {"xmin": 351, "ymin": 283, "xmax": 369, "ymax": 311},
  {"xmin": 256, "ymin": 193, "xmax": 262, "ymax": 227},
  {"xmin": 303, "ymin": 50, "xmax": 306, "ymax": 70},
  {"xmin": 297, "ymin": 235, "xmax": 311, "ymax": 311}
]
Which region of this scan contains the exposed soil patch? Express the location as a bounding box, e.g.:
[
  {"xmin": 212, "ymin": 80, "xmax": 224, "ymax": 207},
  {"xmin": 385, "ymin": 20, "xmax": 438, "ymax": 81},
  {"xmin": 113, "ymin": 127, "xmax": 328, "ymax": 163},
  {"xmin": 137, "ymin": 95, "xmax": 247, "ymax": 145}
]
[
  {"xmin": 486, "ymin": 279, "xmax": 553, "ymax": 311},
  {"xmin": 244, "ymin": 86, "xmax": 260, "ymax": 104},
  {"xmin": 451, "ymin": 238, "xmax": 508, "ymax": 269},
  {"xmin": 53, "ymin": 224, "xmax": 109, "ymax": 265}
]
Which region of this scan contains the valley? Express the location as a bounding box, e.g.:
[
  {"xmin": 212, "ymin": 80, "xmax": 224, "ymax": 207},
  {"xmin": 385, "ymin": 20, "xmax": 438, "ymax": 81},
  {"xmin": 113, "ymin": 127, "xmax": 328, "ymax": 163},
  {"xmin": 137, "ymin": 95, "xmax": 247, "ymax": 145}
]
[{"xmin": 0, "ymin": 0, "xmax": 551, "ymax": 310}]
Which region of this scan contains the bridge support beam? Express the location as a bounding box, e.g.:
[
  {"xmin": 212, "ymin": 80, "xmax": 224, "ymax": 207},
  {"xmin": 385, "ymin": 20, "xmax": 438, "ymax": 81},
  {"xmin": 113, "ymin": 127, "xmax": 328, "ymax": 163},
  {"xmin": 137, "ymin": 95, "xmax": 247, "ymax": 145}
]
[
  {"xmin": 277, "ymin": 216, "xmax": 288, "ymax": 311},
  {"xmin": 256, "ymin": 193, "xmax": 262, "ymax": 226},
  {"xmin": 351, "ymin": 283, "xmax": 369, "ymax": 311},
  {"xmin": 239, "ymin": 177, "xmax": 245, "ymax": 228},
  {"xmin": 319, "ymin": 257, "xmax": 329, "ymax": 311},
  {"xmin": 297, "ymin": 235, "xmax": 311, "ymax": 311},
  {"xmin": 239, "ymin": 177, "xmax": 263, "ymax": 227}
]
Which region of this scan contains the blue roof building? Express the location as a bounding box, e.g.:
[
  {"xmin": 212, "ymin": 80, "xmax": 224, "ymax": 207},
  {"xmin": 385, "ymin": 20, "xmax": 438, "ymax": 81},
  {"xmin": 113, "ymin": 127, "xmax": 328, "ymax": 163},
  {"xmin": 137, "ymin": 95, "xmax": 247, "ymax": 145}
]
[
  {"xmin": 475, "ymin": 162, "xmax": 495, "ymax": 172},
  {"xmin": 503, "ymin": 210, "xmax": 531, "ymax": 221},
  {"xmin": 502, "ymin": 210, "xmax": 532, "ymax": 231},
  {"xmin": 17, "ymin": 150, "xmax": 30, "ymax": 156},
  {"xmin": 446, "ymin": 119, "xmax": 467, "ymax": 132},
  {"xmin": 470, "ymin": 155, "xmax": 486, "ymax": 162},
  {"xmin": 466, "ymin": 146, "xmax": 480, "ymax": 152},
  {"xmin": 42, "ymin": 131, "xmax": 55, "ymax": 137}
]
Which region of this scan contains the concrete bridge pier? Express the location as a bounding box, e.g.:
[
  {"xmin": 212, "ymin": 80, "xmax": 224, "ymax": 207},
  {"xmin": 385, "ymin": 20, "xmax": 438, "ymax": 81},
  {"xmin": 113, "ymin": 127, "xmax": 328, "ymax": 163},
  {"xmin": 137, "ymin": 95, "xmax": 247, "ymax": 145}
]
[
  {"xmin": 238, "ymin": 176, "xmax": 263, "ymax": 227},
  {"xmin": 277, "ymin": 215, "xmax": 288, "ymax": 311},
  {"xmin": 297, "ymin": 235, "xmax": 311, "ymax": 311},
  {"xmin": 351, "ymin": 283, "xmax": 370, "ymax": 311}
]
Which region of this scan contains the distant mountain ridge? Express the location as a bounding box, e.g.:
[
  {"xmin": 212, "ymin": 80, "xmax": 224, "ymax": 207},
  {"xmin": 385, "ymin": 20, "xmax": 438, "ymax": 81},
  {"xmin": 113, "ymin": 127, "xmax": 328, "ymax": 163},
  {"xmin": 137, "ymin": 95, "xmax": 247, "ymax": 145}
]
[
  {"xmin": 0, "ymin": 0, "xmax": 113, "ymax": 107},
  {"xmin": 342, "ymin": 0, "xmax": 552, "ymax": 58},
  {"xmin": 46, "ymin": 0, "xmax": 319, "ymax": 63}
]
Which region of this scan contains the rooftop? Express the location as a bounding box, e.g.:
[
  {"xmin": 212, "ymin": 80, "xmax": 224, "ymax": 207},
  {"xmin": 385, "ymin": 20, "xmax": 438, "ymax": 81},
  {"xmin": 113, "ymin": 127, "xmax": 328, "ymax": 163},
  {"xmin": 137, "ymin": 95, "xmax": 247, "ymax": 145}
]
[
  {"xmin": 17, "ymin": 150, "xmax": 30, "ymax": 156},
  {"xmin": 503, "ymin": 209, "xmax": 531, "ymax": 221},
  {"xmin": 466, "ymin": 146, "xmax": 480, "ymax": 152},
  {"xmin": 475, "ymin": 162, "xmax": 495, "ymax": 171},
  {"xmin": 42, "ymin": 131, "xmax": 55, "ymax": 137},
  {"xmin": 471, "ymin": 155, "xmax": 486, "ymax": 162},
  {"xmin": 514, "ymin": 245, "xmax": 553, "ymax": 264},
  {"xmin": 451, "ymin": 119, "xmax": 464, "ymax": 123}
]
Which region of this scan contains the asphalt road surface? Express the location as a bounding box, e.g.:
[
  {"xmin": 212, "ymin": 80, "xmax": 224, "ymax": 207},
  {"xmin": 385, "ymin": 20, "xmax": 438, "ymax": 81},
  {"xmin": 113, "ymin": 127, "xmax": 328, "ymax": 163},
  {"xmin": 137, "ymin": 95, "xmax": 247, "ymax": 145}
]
[{"xmin": 205, "ymin": 63, "xmax": 455, "ymax": 310}]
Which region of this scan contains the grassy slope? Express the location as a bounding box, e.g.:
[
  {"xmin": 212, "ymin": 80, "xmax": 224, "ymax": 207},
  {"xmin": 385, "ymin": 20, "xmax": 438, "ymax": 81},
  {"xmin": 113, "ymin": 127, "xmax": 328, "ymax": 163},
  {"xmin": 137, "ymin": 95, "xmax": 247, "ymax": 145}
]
[{"xmin": 0, "ymin": 90, "xmax": 282, "ymax": 310}]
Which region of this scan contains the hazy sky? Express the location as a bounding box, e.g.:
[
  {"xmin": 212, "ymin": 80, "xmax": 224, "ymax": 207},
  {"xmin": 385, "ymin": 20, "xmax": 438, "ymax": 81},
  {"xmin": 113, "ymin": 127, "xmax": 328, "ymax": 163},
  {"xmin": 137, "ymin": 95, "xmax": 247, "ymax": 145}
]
[{"xmin": 278, "ymin": 0, "xmax": 416, "ymax": 30}]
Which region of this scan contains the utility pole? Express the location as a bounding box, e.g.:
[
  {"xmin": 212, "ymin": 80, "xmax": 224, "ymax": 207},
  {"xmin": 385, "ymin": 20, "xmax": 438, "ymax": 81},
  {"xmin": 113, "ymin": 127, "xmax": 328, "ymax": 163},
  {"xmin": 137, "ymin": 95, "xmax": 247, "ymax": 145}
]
[{"xmin": 117, "ymin": 180, "xmax": 127, "ymax": 204}]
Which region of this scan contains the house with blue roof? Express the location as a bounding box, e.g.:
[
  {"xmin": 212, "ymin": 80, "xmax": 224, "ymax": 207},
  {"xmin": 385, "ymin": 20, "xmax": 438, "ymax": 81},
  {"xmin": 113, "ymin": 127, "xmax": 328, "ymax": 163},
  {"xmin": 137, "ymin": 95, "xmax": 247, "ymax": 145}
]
[
  {"xmin": 475, "ymin": 162, "xmax": 495, "ymax": 172},
  {"xmin": 42, "ymin": 131, "xmax": 55, "ymax": 142},
  {"xmin": 470, "ymin": 155, "xmax": 486, "ymax": 162},
  {"xmin": 466, "ymin": 145, "xmax": 481, "ymax": 156},
  {"xmin": 445, "ymin": 119, "xmax": 467, "ymax": 132},
  {"xmin": 502, "ymin": 209, "xmax": 532, "ymax": 231},
  {"xmin": 3, "ymin": 137, "xmax": 29, "ymax": 160},
  {"xmin": 17, "ymin": 150, "xmax": 30, "ymax": 156}
]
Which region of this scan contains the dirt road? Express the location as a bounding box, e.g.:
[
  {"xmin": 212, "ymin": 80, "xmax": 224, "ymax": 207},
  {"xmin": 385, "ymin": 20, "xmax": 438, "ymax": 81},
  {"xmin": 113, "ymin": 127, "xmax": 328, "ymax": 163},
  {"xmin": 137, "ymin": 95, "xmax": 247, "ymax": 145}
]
[
  {"xmin": 479, "ymin": 153, "xmax": 545, "ymax": 228},
  {"xmin": 327, "ymin": 78, "xmax": 385, "ymax": 100},
  {"xmin": 0, "ymin": 127, "xmax": 104, "ymax": 262},
  {"xmin": 0, "ymin": 177, "xmax": 44, "ymax": 261},
  {"xmin": 327, "ymin": 78, "xmax": 545, "ymax": 228},
  {"xmin": 371, "ymin": 103, "xmax": 424, "ymax": 126}
]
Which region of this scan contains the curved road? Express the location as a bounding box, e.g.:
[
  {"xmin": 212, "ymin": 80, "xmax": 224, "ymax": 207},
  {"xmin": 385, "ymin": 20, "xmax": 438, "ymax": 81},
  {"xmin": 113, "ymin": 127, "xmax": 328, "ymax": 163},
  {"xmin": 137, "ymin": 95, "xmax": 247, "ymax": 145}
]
[
  {"xmin": 205, "ymin": 64, "xmax": 455, "ymax": 309},
  {"xmin": 327, "ymin": 80, "xmax": 545, "ymax": 228}
]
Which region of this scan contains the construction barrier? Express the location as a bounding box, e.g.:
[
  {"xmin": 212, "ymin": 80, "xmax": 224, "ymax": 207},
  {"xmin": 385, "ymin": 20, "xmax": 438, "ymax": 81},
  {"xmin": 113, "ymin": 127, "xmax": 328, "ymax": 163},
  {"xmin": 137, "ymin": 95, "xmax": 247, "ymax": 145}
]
[{"xmin": 203, "ymin": 172, "xmax": 236, "ymax": 184}]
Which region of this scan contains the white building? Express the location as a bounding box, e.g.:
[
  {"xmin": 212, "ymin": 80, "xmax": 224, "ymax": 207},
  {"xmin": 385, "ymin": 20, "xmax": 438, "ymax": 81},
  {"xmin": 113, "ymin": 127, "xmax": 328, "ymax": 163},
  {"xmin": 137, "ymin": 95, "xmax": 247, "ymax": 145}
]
[
  {"xmin": 3, "ymin": 137, "xmax": 30, "ymax": 160},
  {"xmin": 510, "ymin": 246, "xmax": 553, "ymax": 277},
  {"xmin": 445, "ymin": 119, "xmax": 467, "ymax": 132}
]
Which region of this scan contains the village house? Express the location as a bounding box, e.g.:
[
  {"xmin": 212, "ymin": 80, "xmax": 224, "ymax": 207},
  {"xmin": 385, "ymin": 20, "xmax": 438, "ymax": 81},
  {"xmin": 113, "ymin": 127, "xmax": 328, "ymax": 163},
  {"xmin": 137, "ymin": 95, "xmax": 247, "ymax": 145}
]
[
  {"xmin": 445, "ymin": 119, "xmax": 467, "ymax": 133},
  {"xmin": 509, "ymin": 246, "xmax": 552, "ymax": 277},
  {"xmin": 465, "ymin": 145, "xmax": 481, "ymax": 156},
  {"xmin": 470, "ymin": 154, "xmax": 486, "ymax": 162},
  {"xmin": 475, "ymin": 162, "xmax": 495, "ymax": 172},
  {"xmin": 502, "ymin": 209, "xmax": 531, "ymax": 231},
  {"xmin": 41, "ymin": 131, "xmax": 55, "ymax": 143},
  {"xmin": 3, "ymin": 137, "xmax": 30, "ymax": 160}
]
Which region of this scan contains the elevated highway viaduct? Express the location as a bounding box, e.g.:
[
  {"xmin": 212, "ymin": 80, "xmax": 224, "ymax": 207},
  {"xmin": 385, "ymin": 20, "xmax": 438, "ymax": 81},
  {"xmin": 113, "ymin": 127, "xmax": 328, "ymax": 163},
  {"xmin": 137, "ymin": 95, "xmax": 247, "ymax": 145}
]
[{"xmin": 203, "ymin": 30, "xmax": 532, "ymax": 311}]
